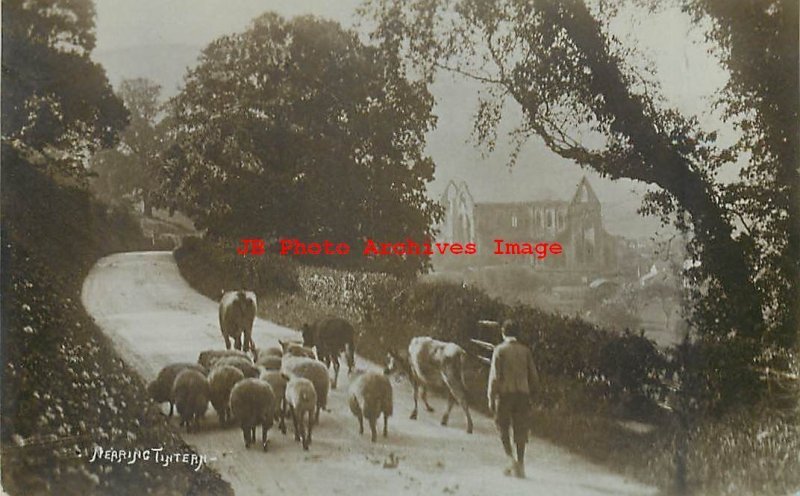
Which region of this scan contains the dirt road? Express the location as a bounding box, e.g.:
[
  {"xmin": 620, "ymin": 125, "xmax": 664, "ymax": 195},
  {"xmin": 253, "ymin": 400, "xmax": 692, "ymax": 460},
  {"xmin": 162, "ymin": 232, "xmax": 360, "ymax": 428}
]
[{"xmin": 81, "ymin": 251, "xmax": 654, "ymax": 496}]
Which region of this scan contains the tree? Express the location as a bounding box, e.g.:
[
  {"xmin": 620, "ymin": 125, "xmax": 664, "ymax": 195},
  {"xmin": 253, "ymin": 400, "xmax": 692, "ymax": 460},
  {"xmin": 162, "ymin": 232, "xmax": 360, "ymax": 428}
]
[
  {"xmin": 159, "ymin": 14, "xmax": 440, "ymax": 275},
  {"xmin": 2, "ymin": 0, "xmax": 128, "ymax": 179},
  {"xmin": 364, "ymin": 0, "xmax": 798, "ymax": 408},
  {"xmin": 681, "ymin": 0, "xmax": 799, "ymax": 349},
  {"xmin": 90, "ymin": 78, "xmax": 167, "ymax": 215}
]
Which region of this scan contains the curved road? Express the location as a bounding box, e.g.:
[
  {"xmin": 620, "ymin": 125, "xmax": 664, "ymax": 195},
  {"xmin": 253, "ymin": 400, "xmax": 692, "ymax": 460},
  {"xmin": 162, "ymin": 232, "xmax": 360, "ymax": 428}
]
[{"xmin": 81, "ymin": 251, "xmax": 654, "ymax": 496}]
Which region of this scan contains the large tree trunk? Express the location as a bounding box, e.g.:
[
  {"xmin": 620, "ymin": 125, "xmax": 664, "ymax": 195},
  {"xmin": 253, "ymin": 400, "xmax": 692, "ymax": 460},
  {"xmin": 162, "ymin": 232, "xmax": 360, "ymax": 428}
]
[{"xmin": 530, "ymin": 0, "xmax": 764, "ymax": 338}]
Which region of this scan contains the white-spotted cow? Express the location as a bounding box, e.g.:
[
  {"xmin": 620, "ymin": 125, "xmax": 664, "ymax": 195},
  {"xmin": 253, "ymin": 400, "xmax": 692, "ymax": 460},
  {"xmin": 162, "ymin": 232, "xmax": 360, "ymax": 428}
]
[{"xmin": 389, "ymin": 336, "xmax": 473, "ymax": 434}]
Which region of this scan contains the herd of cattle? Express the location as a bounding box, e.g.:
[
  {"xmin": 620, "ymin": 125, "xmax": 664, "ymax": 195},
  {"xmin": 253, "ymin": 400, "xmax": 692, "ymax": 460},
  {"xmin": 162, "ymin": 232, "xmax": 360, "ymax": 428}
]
[{"xmin": 146, "ymin": 290, "xmax": 475, "ymax": 451}]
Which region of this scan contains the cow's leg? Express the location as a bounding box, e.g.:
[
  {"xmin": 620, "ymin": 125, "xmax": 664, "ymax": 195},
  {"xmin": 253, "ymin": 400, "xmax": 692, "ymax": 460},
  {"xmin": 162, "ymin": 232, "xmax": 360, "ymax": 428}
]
[
  {"xmin": 462, "ymin": 401, "xmax": 474, "ymax": 434},
  {"xmin": 421, "ymin": 386, "xmax": 435, "ymax": 412},
  {"xmin": 223, "ymin": 334, "xmax": 232, "ymax": 350},
  {"xmin": 383, "ymin": 411, "xmax": 389, "ymax": 438},
  {"xmin": 451, "ymin": 388, "xmax": 474, "ymax": 434},
  {"xmin": 442, "ymin": 393, "xmax": 456, "ymax": 426},
  {"xmin": 357, "ymin": 409, "xmax": 364, "ymax": 435},
  {"xmin": 306, "ymin": 410, "xmax": 313, "ymax": 448},
  {"xmin": 262, "ymin": 420, "xmax": 269, "ymax": 451},
  {"xmin": 369, "ymin": 416, "xmax": 378, "ymax": 443},
  {"xmin": 243, "ymin": 330, "xmax": 251, "ymax": 353},
  {"xmin": 331, "ymin": 356, "xmax": 340, "ymax": 389},
  {"xmin": 410, "ymin": 378, "xmax": 419, "ymax": 420}
]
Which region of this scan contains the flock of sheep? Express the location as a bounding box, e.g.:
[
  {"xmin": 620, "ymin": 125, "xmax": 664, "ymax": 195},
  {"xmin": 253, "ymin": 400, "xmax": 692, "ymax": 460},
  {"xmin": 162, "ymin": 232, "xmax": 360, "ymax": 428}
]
[{"xmin": 146, "ymin": 290, "xmax": 397, "ymax": 451}]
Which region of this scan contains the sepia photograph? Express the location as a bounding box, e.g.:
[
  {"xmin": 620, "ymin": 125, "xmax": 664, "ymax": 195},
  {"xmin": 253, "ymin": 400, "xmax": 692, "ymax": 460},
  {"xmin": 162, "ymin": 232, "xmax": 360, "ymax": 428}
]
[{"xmin": 1, "ymin": 0, "xmax": 798, "ymax": 495}]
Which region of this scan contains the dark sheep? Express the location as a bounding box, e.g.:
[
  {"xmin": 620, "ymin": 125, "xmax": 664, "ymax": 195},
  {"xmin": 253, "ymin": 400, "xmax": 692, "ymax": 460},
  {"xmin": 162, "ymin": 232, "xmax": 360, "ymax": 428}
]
[
  {"xmin": 147, "ymin": 363, "xmax": 207, "ymax": 417},
  {"xmin": 230, "ymin": 378, "xmax": 276, "ymax": 451},
  {"xmin": 171, "ymin": 369, "xmax": 209, "ymax": 432},
  {"xmin": 208, "ymin": 365, "xmax": 245, "ymax": 426},
  {"xmin": 348, "ymin": 370, "xmax": 393, "ymax": 442}
]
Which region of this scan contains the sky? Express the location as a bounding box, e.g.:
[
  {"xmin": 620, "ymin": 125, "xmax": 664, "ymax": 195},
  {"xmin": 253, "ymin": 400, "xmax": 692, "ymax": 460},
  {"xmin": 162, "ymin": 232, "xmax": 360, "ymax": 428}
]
[{"xmin": 92, "ymin": 0, "xmax": 733, "ymax": 239}]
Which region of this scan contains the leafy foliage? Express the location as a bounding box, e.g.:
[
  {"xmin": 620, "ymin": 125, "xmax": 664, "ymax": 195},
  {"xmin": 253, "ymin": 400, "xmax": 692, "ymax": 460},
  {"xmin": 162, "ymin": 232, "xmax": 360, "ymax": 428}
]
[
  {"xmin": 363, "ymin": 0, "xmax": 798, "ymax": 411},
  {"xmin": 174, "ymin": 236, "xmax": 301, "ymax": 299},
  {"xmin": 1, "ymin": 147, "xmax": 232, "ymax": 495},
  {"xmin": 90, "ymin": 78, "xmax": 169, "ymax": 215},
  {"xmin": 159, "ymin": 14, "xmax": 441, "ymax": 275},
  {"xmin": 2, "ymin": 0, "xmax": 128, "ymax": 179}
]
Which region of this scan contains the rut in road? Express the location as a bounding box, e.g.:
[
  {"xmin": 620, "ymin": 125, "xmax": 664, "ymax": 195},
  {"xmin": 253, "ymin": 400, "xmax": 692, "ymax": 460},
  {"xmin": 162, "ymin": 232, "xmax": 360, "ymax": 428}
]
[{"xmin": 81, "ymin": 251, "xmax": 655, "ymax": 496}]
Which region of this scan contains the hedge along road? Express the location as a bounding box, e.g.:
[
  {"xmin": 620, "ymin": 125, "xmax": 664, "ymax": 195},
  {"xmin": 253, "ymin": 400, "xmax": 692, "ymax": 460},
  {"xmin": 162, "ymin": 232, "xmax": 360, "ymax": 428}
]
[{"xmin": 81, "ymin": 251, "xmax": 654, "ymax": 496}]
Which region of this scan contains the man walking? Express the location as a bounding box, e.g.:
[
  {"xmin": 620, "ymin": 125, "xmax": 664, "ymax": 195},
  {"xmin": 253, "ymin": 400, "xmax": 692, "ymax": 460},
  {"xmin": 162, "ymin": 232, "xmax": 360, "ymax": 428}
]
[{"xmin": 487, "ymin": 319, "xmax": 539, "ymax": 478}]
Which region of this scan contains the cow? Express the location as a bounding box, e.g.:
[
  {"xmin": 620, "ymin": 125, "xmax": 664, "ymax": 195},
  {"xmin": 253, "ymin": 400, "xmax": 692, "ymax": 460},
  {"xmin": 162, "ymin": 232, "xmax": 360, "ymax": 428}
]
[
  {"xmin": 388, "ymin": 337, "xmax": 473, "ymax": 434},
  {"xmin": 302, "ymin": 316, "xmax": 356, "ymax": 389},
  {"xmin": 219, "ymin": 290, "xmax": 257, "ymax": 356}
]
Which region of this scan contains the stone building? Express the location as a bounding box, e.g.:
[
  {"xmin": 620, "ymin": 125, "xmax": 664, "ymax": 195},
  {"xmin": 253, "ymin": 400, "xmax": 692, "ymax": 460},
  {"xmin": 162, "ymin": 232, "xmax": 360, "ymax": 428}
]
[{"xmin": 437, "ymin": 177, "xmax": 618, "ymax": 274}]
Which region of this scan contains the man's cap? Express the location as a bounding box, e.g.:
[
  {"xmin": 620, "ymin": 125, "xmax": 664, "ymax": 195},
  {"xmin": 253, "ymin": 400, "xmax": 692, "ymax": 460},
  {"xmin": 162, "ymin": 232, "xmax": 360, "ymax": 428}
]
[{"xmin": 501, "ymin": 319, "xmax": 520, "ymax": 337}]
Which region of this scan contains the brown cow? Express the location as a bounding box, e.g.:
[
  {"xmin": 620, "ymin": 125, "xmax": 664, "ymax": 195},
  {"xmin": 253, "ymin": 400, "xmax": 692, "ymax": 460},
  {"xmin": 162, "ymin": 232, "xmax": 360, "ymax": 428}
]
[
  {"xmin": 302, "ymin": 316, "xmax": 356, "ymax": 389},
  {"xmin": 219, "ymin": 290, "xmax": 257, "ymax": 355}
]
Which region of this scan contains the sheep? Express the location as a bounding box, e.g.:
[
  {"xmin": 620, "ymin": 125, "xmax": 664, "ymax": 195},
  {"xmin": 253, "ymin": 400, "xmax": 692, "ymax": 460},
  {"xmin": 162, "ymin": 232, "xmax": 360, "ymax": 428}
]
[
  {"xmin": 219, "ymin": 290, "xmax": 258, "ymax": 355},
  {"xmin": 147, "ymin": 363, "xmax": 207, "ymax": 417},
  {"xmin": 259, "ymin": 370, "xmax": 288, "ymax": 434},
  {"xmin": 281, "ymin": 355, "xmax": 329, "ymax": 424},
  {"xmin": 261, "ymin": 346, "xmax": 284, "ymax": 359},
  {"xmin": 171, "ymin": 369, "xmax": 209, "ymax": 432},
  {"xmin": 302, "ymin": 316, "xmax": 356, "ymax": 389},
  {"xmin": 285, "ymin": 377, "xmax": 317, "ymax": 450},
  {"xmin": 208, "ymin": 365, "xmax": 245, "ymax": 426},
  {"xmin": 278, "ymin": 339, "xmax": 317, "ymax": 359},
  {"xmin": 348, "ymin": 370, "xmax": 393, "ymax": 442},
  {"xmin": 198, "ymin": 349, "xmax": 251, "ymax": 369},
  {"xmin": 229, "ymin": 378, "xmax": 276, "ymax": 450},
  {"xmin": 213, "ymin": 356, "xmax": 260, "ymax": 378},
  {"xmin": 256, "ymin": 354, "xmax": 282, "ymax": 371}
]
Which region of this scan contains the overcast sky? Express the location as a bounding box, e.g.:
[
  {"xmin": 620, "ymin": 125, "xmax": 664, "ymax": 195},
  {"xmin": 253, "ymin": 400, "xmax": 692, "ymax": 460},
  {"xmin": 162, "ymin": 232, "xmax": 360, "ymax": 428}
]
[{"xmin": 92, "ymin": 0, "xmax": 732, "ymax": 239}]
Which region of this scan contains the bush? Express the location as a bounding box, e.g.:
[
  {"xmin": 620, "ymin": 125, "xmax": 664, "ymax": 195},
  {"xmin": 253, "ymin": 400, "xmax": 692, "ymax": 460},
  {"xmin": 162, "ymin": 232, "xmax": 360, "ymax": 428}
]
[
  {"xmin": 174, "ymin": 236, "xmax": 301, "ymax": 301},
  {"xmin": 1, "ymin": 149, "xmax": 232, "ymax": 495}
]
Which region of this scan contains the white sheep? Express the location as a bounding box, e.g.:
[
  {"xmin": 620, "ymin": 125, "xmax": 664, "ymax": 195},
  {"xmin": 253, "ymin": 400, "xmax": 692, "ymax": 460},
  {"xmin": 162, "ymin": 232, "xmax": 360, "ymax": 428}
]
[
  {"xmin": 213, "ymin": 355, "xmax": 259, "ymax": 378},
  {"xmin": 229, "ymin": 378, "xmax": 276, "ymax": 451},
  {"xmin": 256, "ymin": 354, "xmax": 282, "ymax": 371},
  {"xmin": 208, "ymin": 365, "xmax": 245, "ymax": 426},
  {"xmin": 348, "ymin": 370, "xmax": 393, "ymax": 442},
  {"xmin": 261, "ymin": 346, "xmax": 284, "ymax": 359},
  {"xmin": 278, "ymin": 339, "xmax": 317, "ymax": 359},
  {"xmin": 197, "ymin": 349, "xmax": 251, "ymax": 369},
  {"xmin": 171, "ymin": 369, "xmax": 209, "ymax": 432},
  {"xmin": 285, "ymin": 377, "xmax": 317, "ymax": 450},
  {"xmin": 281, "ymin": 355, "xmax": 329, "ymax": 424}
]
